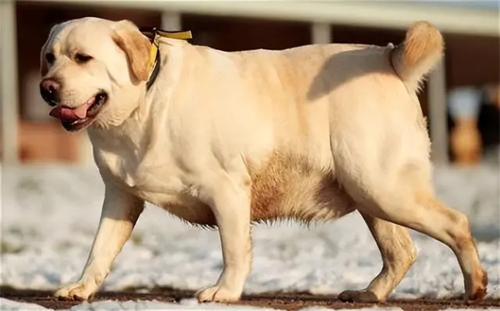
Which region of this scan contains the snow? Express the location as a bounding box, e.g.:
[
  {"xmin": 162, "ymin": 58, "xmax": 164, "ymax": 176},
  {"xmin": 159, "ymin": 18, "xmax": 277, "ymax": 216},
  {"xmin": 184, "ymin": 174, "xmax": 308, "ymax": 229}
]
[
  {"xmin": 0, "ymin": 298, "xmax": 51, "ymax": 310},
  {"xmin": 1, "ymin": 163, "xmax": 499, "ymax": 311},
  {"xmin": 0, "ymin": 297, "xmax": 409, "ymax": 311},
  {"xmin": 297, "ymin": 308, "xmax": 403, "ymax": 311},
  {"xmin": 67, "ymin": 299, "xmax": 274, "ymax": 310}
]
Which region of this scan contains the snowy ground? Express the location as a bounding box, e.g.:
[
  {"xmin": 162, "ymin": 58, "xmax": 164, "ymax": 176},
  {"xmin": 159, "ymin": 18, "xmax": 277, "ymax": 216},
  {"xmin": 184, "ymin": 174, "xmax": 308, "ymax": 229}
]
[
  {"xmin": 1, "ymin": 163, "xmax": 499, "ymax": 310},
  {"xmin": 0, "ymin": 297, "xmax": 409, "ymax": 311}
]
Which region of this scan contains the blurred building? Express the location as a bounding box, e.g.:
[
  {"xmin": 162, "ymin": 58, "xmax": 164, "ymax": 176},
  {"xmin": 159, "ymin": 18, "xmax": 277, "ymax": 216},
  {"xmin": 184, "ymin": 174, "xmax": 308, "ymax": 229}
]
[{"xmin": 1, "ymin": 0, "xmax": 499, "ymax": 165}]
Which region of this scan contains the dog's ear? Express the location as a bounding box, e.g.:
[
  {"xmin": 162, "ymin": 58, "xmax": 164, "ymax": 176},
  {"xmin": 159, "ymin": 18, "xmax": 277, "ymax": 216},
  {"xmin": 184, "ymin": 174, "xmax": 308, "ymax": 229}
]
[
  {"xmin": 40, "ymin": 24, "xmax": 60, "ymax": 77},
  {"xmin": 112, "ymin": 20, "xmax": 151, "ymax": 82},
  {"xmin": 40, "ymin": 42, "xmax": 49, "ymax": 77}
]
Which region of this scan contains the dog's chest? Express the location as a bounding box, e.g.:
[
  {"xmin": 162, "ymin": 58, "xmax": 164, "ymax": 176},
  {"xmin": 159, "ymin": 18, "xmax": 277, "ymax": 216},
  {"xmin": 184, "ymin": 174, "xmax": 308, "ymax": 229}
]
[
  {"xmin": 95, "ymin": 147, "xmax": 216, "ymax": 226},
  {"xmin": 96, "ymin": 146, "xmax": 178, "ymax": 189}
]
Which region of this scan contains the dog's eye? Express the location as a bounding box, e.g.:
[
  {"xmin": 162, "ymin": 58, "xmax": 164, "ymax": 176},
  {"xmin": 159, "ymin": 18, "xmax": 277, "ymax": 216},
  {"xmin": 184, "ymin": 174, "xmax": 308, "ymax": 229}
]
[
  {"xmin": 75, "ymin": 53, "xmax": 93, "ymax": 64},
  {"xmin": 45, "ymin": 53, "xmax": 55, "ymax": 64}
]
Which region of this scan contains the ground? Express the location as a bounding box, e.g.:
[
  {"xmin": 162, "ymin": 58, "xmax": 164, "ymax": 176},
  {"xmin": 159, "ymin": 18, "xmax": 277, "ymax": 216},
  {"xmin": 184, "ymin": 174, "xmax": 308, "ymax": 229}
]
[
  {"xmin": 2, "ymin": 287, "xmax": 500, "ymax": 311},
  {"xmin": 1, "ymin": 164, "xmax": 499, "ymax": 310}
]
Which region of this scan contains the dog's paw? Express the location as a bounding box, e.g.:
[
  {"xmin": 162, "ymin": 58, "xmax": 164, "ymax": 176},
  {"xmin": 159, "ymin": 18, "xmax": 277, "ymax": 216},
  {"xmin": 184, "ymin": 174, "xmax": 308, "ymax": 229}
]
[
  {"xmin": 466, "ymin": 270, "xmax": 488, "ymax": 302},
  {"xmin": 338, "ymin": 290, "xmax": 379, "ymax": 303},
  {"xmin": 54, "ymin": 282, "xmax": 93, "ymax": 301},
  {"xmin": 196, "ymin": 285, "xmax": 242, "ymax": 303}
]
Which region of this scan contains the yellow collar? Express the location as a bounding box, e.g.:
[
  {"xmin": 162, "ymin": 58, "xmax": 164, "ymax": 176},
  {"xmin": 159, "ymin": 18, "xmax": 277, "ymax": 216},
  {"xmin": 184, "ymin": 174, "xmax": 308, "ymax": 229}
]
[{"xmin": 140, "ymin": 27, "xmax": 193, "ymax": 90}]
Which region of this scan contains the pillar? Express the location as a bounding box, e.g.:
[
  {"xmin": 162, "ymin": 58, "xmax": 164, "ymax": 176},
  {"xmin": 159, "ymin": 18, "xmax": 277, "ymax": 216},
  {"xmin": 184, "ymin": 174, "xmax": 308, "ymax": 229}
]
[
  {"xmin": 0, "ymin": 0, "xmax": 19, "ymax": 165},
  {"xmin": 311, "ymin": 22, "xmax": 331, "ymax": 44},
  {"xmin": 428, "ymin": 59, "xmax": 449, "ymax": 164},
  {"xmin": 161, "ymin": 11, "xmax": 182, "ymax": 31}
]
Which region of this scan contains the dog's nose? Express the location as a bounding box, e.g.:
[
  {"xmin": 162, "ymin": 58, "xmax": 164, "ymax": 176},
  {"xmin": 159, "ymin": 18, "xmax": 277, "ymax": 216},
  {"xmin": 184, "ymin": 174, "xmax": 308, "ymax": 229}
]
[{"xmin": 39, "ymin": 79, "xmax": 60, "ymax": 106}]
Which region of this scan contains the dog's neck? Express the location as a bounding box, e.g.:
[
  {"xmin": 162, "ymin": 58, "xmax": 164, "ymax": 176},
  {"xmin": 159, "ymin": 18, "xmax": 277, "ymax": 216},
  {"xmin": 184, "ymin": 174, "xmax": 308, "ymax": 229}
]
[
  {"xmin": 88, "ymin": 37, "xmax": 191, "ymax": 150},
  {"xmin": 142, "ymin": 28, "xmax": 193, "ymax": 91}
]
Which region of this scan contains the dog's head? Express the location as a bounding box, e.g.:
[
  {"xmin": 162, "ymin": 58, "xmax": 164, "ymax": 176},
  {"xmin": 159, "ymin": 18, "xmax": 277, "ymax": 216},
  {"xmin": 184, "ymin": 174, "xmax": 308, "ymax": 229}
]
[{"xmin": 39, "ymin": 17, "xmax": 151, "ymax": 131}]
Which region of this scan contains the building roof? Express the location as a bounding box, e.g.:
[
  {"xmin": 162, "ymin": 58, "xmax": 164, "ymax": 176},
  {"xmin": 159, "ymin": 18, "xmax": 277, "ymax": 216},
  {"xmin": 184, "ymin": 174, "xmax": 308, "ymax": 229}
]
[{"xmin": 21, "ymin": 0, "xmax": 500, "ymax": 36}]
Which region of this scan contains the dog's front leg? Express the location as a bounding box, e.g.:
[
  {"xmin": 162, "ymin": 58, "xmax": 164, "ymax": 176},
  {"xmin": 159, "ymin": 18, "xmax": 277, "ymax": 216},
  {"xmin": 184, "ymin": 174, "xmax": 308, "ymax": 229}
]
[
  {"xmin": 196, "ymin": 178, "xmax": 252, "ymax": 303},
  {"xmin": 55, "ymin": 183, "xmax": 144, "ymax": 301}
]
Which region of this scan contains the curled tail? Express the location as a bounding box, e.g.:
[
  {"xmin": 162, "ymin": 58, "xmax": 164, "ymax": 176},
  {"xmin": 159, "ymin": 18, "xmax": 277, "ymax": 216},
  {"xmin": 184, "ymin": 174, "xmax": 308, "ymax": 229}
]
[{"xmin": 391, "ymin": 21, "xmax": 444, "ymax": 92}]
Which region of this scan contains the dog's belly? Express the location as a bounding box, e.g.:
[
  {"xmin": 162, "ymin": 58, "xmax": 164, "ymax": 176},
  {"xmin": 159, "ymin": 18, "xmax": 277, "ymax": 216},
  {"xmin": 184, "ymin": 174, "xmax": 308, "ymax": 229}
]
[
  {"xmin": 132, "ymin": 153, "xmax": 355, "ymax": 227},
  {"xmin": 134, "ymin": 190, "xmax": 217, "ymax": 226},
  {"xmin": 249, "ymin": 152, "xmax": 356, "ymax": 223}
]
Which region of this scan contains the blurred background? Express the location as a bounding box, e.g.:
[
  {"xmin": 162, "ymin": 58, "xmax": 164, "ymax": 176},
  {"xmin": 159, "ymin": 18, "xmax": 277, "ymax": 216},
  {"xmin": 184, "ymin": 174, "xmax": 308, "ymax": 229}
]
[{"xmin": 0, "ymin": 0, "xmax": 499, "ymax": 166}]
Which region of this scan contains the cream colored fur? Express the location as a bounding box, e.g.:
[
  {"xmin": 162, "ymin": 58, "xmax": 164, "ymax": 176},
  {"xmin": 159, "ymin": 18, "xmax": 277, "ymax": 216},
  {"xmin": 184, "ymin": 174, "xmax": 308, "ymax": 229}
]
[{"xmin": 39, "ymin": 17, "xmax": 487, "ymax": 303}]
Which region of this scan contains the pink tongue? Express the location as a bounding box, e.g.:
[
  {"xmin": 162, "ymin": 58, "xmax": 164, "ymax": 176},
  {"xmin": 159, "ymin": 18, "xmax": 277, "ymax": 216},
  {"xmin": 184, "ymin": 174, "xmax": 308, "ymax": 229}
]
[{"xmin": 49, "ymin": 101, "xmax": 93, "ymax": 123}]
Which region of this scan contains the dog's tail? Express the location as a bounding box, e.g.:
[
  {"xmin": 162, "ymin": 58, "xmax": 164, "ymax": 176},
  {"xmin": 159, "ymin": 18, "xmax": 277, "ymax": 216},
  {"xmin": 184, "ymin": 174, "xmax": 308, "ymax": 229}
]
[{"xmin": 391, "ymin": 21, "xmax": 444, "ymax": 92}]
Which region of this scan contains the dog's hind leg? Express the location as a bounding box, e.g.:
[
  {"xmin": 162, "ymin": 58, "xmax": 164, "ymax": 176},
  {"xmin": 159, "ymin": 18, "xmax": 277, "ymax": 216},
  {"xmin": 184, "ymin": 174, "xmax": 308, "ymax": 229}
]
[
  {"xmin": 337, "ymin": 165, "xmax": 487, "ymax": 302},
  {"xmin": 339, "ymin": 212, "xmax": 417, "ymax": 302},
  {"xmin": 331, "ymin": 104, "xmax": 487, "ymax": 301}
]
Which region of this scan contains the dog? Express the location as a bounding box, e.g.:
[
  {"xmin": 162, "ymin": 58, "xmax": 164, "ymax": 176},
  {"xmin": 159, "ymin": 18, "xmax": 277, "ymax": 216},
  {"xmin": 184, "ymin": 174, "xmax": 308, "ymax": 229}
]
[{"xmin": 39, "ymin": 17, "xmax": 488, "ymax": 303}]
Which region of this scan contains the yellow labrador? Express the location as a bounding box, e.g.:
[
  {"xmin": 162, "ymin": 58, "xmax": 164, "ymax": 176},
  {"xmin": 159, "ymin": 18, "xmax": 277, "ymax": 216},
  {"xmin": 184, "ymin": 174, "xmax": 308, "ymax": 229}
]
[{"xmin": 39, "ymin": 17, "xmax": 487, "ymax": 303}]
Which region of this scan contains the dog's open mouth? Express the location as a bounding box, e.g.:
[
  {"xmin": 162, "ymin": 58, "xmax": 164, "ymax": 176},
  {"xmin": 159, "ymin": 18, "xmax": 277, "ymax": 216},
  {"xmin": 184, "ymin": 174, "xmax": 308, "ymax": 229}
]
[{"xmin": 49, "ymin": 92, "xmax": 108, "ymax": 131}]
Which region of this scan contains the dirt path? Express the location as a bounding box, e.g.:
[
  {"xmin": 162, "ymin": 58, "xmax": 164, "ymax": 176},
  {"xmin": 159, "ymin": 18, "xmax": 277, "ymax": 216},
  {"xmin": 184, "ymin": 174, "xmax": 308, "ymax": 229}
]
[{"xmin": 1, "ymin": 287, "xmax": 499, "ymax": 311}]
